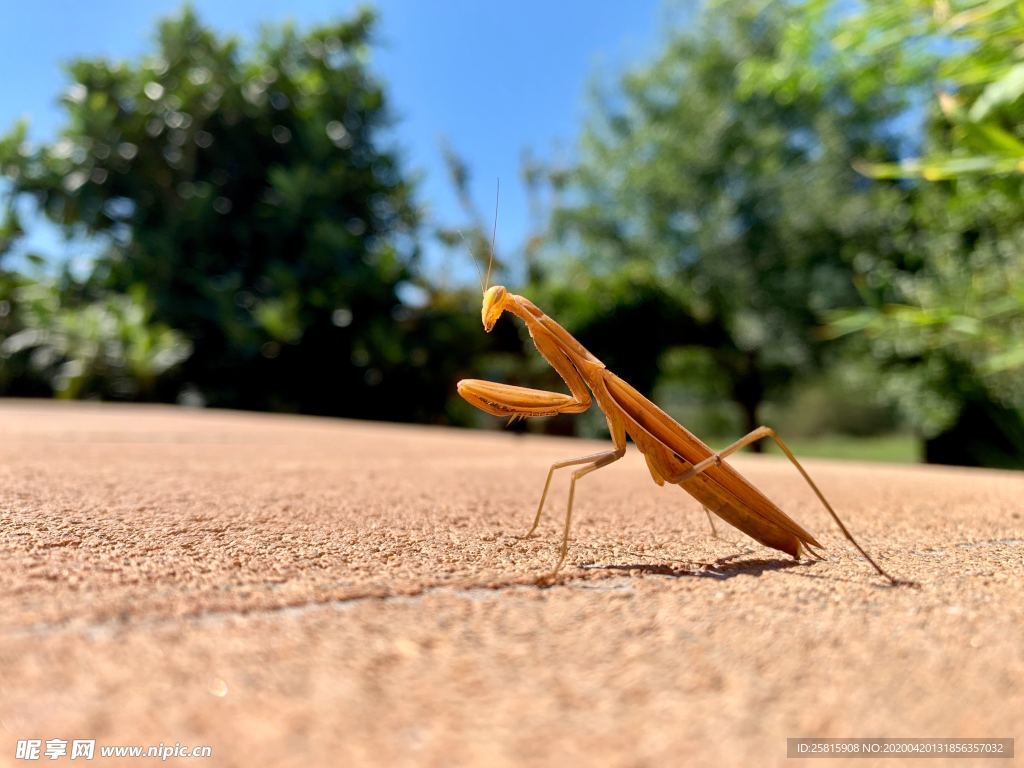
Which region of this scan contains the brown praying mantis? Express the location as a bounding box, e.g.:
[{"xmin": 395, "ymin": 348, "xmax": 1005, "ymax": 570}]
[{"xmin": 457, "ymin": 277, "xmax": 904, "ymax": 586}]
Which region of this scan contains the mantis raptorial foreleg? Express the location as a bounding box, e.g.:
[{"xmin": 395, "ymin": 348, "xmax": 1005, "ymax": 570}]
[
  {"xmin": 668, "ymin": 425, "xmax": 899, "ymax": 581},
  {"xmin": 521, "ymin": 448, "xmax": 624, "ymax": 539}
]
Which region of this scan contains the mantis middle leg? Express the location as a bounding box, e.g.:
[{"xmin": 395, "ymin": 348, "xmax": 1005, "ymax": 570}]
[
  {"xmin": 546, "ymin": 448, "xmax": 625, "ymax": 577},
  {"xmin": 521, "ymin": 448, "xmax": 623, "ymax": 538},
  {"xmin": 703, "ymin": 506, "xmax": 718, "ymax": 537}
]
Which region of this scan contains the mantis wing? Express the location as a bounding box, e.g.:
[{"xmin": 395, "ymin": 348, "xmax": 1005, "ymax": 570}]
[{"xmin": 600, "ymin": 371, "xmax": 821, "ymax": 558}]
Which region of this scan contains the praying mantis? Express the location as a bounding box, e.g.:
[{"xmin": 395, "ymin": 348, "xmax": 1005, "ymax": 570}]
[{"xmin": 457, "ymin": 281, "xmax": 904, "ymax": 586}]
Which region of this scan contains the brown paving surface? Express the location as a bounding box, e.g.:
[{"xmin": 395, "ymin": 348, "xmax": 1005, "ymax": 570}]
[{"xmin": 0, "ymin": 399, "xmax": 1022, "ymax": 767}]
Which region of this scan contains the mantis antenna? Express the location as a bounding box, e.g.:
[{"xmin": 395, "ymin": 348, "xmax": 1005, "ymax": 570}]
[
  {"xmin": 457, "ymin": 229, "xmax": 486, "ymax": 294},
  {"xmin": 485, "ymin": 178, "xmax": 499, "ymax": 292}
]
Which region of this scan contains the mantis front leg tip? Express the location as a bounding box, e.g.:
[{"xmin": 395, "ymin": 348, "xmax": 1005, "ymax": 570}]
[
  {"xmin": 535, "ymin": 568, "xmax": 565, "ymax": 587},
  {"xmin": 514, "ymin": 526, "xmax": 539, "ymax": 541},
  {"xmin": 534, "ymin": 551, "xmax": 570, "ymax": 586}
]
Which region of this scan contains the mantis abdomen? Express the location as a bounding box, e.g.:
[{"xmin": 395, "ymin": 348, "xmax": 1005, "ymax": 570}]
[{"xmin": 599, "ymin": 370, "xmax": 821, "ymax": 559}]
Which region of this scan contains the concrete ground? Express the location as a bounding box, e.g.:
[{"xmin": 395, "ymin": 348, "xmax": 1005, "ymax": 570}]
[{"xmin": 0, "ymin": 399, "xmax": 1021, "ymax": 767}]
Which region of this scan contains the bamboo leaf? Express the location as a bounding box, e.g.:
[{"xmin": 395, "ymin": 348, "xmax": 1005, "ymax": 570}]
[{"xmin": 968, "ymin": 62, "xmax": 1024, "ymax": 121}]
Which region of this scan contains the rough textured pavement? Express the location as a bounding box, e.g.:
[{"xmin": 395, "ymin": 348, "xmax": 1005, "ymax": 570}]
[{"xmin": 1, "ymin": 400, "xmax": 1022, "ymax": 767}]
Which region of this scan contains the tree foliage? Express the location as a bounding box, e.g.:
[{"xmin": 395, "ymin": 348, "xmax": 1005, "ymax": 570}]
[
  {"xmin": 0, "ymin": 7, "xmax": 438, "ymax": 418},
  {"xmin": 1, "ymin": 279, "xmax": 191, "ymax": 400},
  {"xmin": 536, "ymin": 0, "xmax": 907, "ymax": 440},
  {"xmin": 763, "ymin": 0, "xmax": 1024, "ymax": 466}
]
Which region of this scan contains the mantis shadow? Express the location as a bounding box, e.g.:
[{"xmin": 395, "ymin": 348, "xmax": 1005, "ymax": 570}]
[
  {"xmin": 579, "ymin": 554, "xmax": 806, "ymax": 580},
  {"xmin": 579, "ymin": 555, "xmax": 913, "ymax": 587}
]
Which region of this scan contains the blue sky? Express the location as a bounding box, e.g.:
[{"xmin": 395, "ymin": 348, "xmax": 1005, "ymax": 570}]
[{"xmin": 1, "ymin": 0, "xmax": 671, "ymax": 281}]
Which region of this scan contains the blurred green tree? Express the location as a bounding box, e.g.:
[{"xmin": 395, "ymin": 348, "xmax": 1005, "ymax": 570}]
[
  {"xmin": 0, "ymin": 7, "xmax": 432, "ymax": 418},
  {"xmin": 534, "ymin": 0, "xmax": 907, "ymax": 446},
  {"xmin": 1, "ymin": 279, "xmax": 191, "ymax": 400},
  {"xmin": 757, "ymin": 0, "xmax": 1024, "ymax": 466}
]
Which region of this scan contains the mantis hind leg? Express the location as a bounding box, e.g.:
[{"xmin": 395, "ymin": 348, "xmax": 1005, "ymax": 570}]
[
  {"xmin": 520, "ymin": 449, "xmax": 622, "ymax": 539},
  {"xmin": 671, "ymin": 426, "xmax": 905, "ymax": 585}
]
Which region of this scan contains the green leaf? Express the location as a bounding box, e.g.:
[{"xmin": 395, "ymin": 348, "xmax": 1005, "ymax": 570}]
[{"xmin": 968, "ymin": 62, "xmax": 1024, "ymax": 121}]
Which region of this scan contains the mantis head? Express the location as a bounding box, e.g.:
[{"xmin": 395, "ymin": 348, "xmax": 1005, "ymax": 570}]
[{"xmin": 481, "ymin": 285, "xmax": 508, "ymax": 332}]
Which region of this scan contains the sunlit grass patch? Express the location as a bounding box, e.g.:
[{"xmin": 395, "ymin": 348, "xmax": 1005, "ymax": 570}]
[{"xmin": 762, "ymin": 433, "xmax": 920, "ymax": 464}]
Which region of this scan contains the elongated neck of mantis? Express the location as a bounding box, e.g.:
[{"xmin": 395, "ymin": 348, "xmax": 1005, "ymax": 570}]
[{"xmin": 506, "ymin": 293, "xmax": 605, "ymax": 369}]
